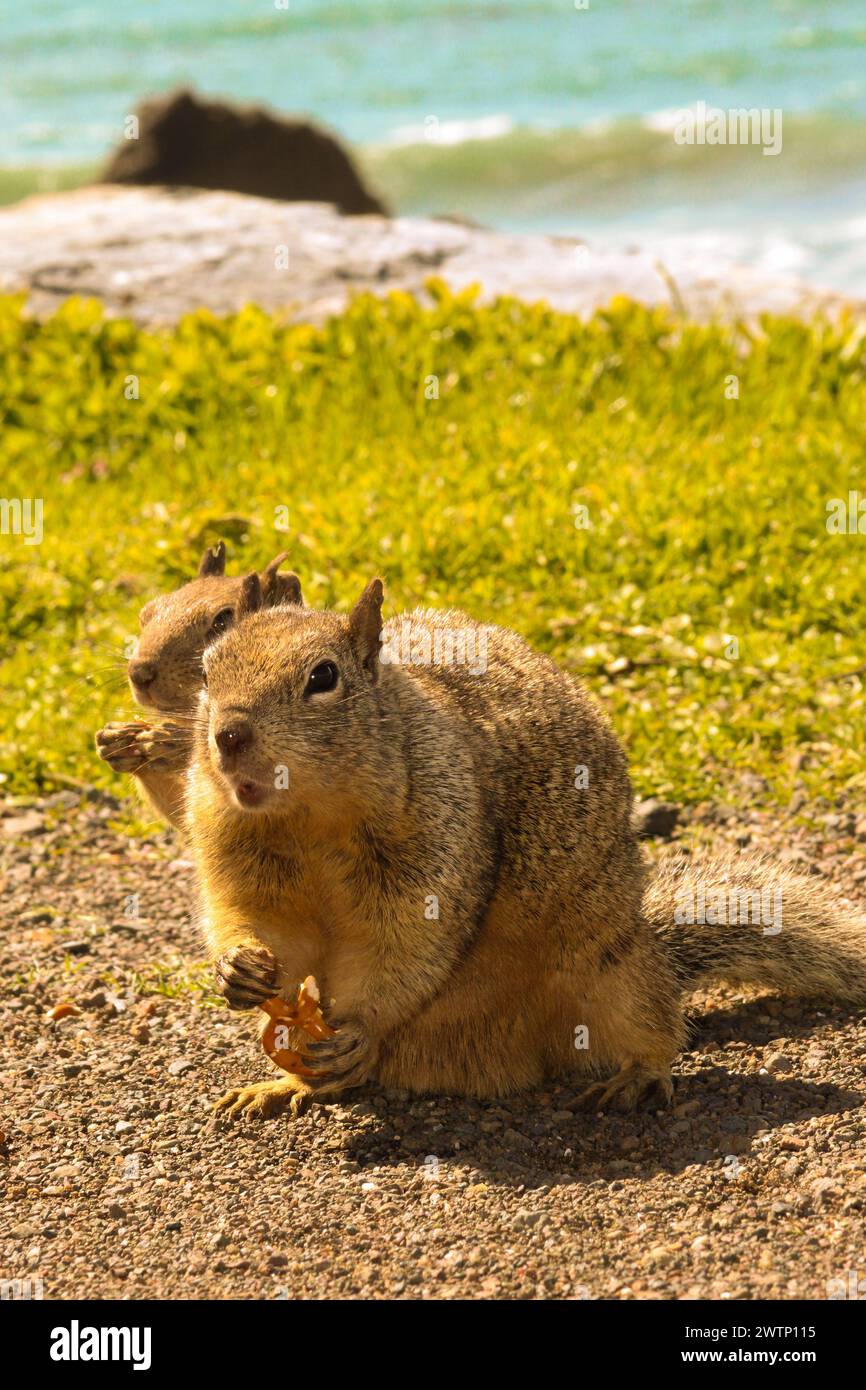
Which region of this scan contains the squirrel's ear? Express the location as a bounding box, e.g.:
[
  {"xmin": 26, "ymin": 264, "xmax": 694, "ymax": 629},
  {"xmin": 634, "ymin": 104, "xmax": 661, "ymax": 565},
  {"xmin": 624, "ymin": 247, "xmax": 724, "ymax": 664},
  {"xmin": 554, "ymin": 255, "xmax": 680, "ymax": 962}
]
[
  {"xmin": 261, "ymin": 551, "xmax": 303, "ymax": 607},
  {"xmin": 348, "ymin": 578, "xmax": 384, "ymax": 680},
  {"xmin": 236, "ymin": 571, "xmax": 263, "ymax": 618},
  {"xmin": 198, "ymin": 540, "xmax": 226, "ymax": 577}
]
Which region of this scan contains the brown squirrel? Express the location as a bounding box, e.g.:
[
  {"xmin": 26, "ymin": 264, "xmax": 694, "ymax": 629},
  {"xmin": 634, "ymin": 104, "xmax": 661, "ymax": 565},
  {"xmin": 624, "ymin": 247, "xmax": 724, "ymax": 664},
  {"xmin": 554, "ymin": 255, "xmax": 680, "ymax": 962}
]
[
  {"xmin": 648, "ymin": 848, "xmax": 866, "ymax": 1003},
  {"xmin": 185, "ymin": 575, "xmax": 866, "ymax": 1122},
  {"xmin": 95, "ymin": 541, "xmax": 302, "ymax": 828}
]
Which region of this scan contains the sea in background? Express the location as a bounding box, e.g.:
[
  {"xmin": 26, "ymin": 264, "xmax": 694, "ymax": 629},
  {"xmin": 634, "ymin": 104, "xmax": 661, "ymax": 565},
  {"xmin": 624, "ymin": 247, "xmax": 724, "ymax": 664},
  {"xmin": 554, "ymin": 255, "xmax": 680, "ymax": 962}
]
[{"xmin": 3, "ymin": 0, "xmax": 866, "ymax": 292}]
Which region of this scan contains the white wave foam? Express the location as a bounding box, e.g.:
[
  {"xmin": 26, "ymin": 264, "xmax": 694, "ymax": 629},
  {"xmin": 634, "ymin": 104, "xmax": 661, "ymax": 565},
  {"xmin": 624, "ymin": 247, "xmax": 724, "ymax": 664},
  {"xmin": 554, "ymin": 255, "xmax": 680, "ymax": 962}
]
[{"xmin": 378, "ymin": 114, "xmax": 515, "ymax": 149}]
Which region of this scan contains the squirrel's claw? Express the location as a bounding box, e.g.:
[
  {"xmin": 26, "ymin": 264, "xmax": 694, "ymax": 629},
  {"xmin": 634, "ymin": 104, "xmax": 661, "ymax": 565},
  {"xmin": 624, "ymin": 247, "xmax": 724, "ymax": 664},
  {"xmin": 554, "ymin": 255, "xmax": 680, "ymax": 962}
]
[
  {"xmin": 95, "ymin": 722, "xmax": 152, "ymax": 772},
  {"xmin": 214, "ymin": 944, "xmax": 278, "ymax": 1010},
  {"xmin": 96, "ymin": 719, "xmax": 191, "ymax": 773},
  {"xmin": 136, "ymin": 719, "xmax": 192, "ymax": 771},
  {"xmin": 301, "ymin": 1019, "xmax": 376, "ymax": 1095},
  {"xmin": 575, "ymin": 1063, "xmax": 673, "ymax": 1113},
  {"xmin": 212, "ymin": 1077, "xmax": 312, "ymax": 1123}
]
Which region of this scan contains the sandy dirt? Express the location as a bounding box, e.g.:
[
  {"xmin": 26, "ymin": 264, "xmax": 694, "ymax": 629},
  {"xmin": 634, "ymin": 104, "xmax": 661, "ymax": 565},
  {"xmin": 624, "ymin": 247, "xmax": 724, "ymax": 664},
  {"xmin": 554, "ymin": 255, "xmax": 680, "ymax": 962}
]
[{"xmin": 1, "ymin": 789, "xmax": 864, "ymax": 1301}]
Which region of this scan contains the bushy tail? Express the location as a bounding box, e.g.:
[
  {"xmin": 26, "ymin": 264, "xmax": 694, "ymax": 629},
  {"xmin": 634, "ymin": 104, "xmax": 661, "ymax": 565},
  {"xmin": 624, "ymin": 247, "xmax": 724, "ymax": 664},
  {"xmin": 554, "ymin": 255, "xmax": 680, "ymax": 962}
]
[{"xmin": 645, "ymin": 848, "xmax": 866, "ymax": 1004}]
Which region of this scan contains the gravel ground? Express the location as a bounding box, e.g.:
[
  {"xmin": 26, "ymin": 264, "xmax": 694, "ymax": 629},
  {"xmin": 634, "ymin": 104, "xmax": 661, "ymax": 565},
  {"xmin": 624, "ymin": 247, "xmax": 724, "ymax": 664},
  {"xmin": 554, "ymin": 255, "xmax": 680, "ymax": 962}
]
[{"xmin": 1, "ymin": 788, "xmax": 865, "ymax": 1302}]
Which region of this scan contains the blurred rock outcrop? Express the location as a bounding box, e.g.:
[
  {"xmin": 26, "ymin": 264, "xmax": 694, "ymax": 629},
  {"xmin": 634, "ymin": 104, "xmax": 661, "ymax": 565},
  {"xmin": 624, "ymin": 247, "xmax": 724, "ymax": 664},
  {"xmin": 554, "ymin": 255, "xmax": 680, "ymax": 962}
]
[
  {"xmin": 100, "ymin": 88, "xmax": 385, "ymax": 215},
  {"xmin": 0, "ymin": 185, "xmax": 857, "ymax": 327}
]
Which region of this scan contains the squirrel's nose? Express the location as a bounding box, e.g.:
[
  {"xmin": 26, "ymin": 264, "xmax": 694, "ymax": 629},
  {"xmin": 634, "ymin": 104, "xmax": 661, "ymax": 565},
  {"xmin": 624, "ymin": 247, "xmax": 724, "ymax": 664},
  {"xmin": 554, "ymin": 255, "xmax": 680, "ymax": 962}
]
[
  {"xmin": 215, "ymin": 720, "xmax": 253, "ymax": 759},
  {"xmin": 129, "ymin": 659, "xmax": 157, "ymax": 689}
]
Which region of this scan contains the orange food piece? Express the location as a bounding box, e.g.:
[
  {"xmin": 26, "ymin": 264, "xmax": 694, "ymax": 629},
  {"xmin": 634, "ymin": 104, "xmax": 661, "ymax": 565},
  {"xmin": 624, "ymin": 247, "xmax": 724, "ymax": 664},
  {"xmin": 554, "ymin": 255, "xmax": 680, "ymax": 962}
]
[
  {"xmin": 260, "ymin": 975, "xmax": 336, "ymax": 1075},
  {"xmin": 45, "ymin": 1001, "xmax": 81, "ymax": 1022}
]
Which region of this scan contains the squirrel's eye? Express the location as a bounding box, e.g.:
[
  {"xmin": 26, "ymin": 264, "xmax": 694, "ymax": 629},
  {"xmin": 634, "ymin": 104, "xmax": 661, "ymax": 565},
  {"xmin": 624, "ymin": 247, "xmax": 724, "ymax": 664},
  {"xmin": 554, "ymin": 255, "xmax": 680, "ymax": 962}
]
[
  {"xmin": 210, "ymin": 608, "xmax": 233, "ymax": 636},
  {"xmin": 305, "ymin": 661, "xmax": 339, "ymax": 696}
]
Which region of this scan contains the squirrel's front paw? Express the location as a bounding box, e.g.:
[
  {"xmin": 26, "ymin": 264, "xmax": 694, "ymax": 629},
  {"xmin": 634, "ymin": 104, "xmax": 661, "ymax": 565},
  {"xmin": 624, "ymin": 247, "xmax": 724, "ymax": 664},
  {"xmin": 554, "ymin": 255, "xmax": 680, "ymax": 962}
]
[
  {"xmin": 95, "ymin": 722, "xmax": 151, "ymax": 773},
  {"xmin": 96, "ymin": 720, "xmax": 191, "ymax": 773},
  {"xmin": 301, "ymin": 1018, "xmax": 377, "ymax": 1096},
  {"xmin": 214, "ymin": 945, "xmax": 278, "ymax": 1010},
  {"xmin": 136, "ymin": 719, "xmax": 191, "ymax": 772}
]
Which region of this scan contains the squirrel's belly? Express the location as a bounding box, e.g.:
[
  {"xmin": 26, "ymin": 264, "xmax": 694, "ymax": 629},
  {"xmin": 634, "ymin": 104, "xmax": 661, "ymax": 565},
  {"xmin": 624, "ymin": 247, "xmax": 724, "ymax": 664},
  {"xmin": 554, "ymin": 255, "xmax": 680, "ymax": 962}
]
[{"xmin": 375, "ymin": 972, "xmax": 601, "ymax": 1098}]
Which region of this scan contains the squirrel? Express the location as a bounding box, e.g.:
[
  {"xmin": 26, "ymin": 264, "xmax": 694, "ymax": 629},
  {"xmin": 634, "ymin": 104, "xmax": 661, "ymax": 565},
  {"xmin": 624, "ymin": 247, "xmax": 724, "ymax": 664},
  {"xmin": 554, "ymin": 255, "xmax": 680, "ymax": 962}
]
[
  {"xmin": 184, "ymin": 573, "xmax": 866, "ymax": 1122},
  {"xmin": 95, "ymin": 541, "xmax": 302, "ymax": 828},
  {"xmin": 647, "ymin": 848, "xmax": 866, "ymax": 1003}
]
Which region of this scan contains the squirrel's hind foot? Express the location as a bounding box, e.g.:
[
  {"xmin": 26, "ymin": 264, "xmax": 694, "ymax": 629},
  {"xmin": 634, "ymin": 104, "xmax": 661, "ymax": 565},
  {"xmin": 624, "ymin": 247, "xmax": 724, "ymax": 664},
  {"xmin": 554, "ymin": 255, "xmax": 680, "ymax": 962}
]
[
  {"xmin": 211, "ymin": 1077, "xmax": 313, "ymax": 1124},
  {"xmin": 575, "ymin": 1063, "xmax": 673, "ymax": 1114}
]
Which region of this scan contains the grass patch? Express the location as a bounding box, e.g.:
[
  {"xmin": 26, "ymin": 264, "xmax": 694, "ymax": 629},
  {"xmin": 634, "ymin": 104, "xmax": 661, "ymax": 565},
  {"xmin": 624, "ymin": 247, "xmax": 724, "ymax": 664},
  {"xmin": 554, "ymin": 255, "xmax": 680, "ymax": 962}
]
[
  {"xmin": 1, "ymin": 284, "xmax": 865, "ymax": 808},
  {"xmin": 121, "ymin": 958, "xmax": 221, "ymax": 1006}
]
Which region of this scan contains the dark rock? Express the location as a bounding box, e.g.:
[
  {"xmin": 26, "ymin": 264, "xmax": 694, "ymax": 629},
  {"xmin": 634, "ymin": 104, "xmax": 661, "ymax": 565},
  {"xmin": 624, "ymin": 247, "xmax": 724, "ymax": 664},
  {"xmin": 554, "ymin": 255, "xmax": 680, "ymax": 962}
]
[
  {"xmin": 632, "ymin": 799, "xmax": 680, "ymax": 840},
  {"xmin": 512, "ymin": 1210, "xmax": 545, "ymax": 1229},
  {"xmin": 80, "ymin": 991, "xmax": 107, "ymax": 1010},
  {"xmin": 19, "ymin": 908, "xmax": 55, "ymax": 925},
  {"xmin": 763, "ymin": 1051, "xmax": 793, "ymax": 1074},
  {"xmin": 101, "ymin": 88, "xmax": 386, "ymax": 215},
  {"xmin": 724, "ymin": 1134, "xmax": 752, "ymax": 1155}
]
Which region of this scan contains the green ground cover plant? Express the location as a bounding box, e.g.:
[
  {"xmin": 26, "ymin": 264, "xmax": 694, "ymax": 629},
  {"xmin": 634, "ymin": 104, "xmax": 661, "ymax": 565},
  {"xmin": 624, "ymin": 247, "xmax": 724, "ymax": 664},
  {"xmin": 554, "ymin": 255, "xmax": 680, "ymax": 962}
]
[{"xmin": 1, "ymin": 284, "xmax": 865, "ymax": 809}]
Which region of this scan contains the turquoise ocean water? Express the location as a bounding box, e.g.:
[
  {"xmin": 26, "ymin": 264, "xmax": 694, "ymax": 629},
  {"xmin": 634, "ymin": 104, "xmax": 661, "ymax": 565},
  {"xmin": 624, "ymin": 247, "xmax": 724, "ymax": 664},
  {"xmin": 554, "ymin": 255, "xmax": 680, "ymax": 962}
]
[{"xmin": 3, "ymin": 0, "xmax": 866, "ymax": 290}]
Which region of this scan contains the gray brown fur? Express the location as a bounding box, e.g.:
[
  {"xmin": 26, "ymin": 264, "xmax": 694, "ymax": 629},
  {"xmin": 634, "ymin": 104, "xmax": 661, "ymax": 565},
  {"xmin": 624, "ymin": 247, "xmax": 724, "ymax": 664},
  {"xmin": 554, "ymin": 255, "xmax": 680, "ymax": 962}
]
[
  {"xmin": 190, "ymin": 585, "xmax": 684, "ymax": 1119},
  {"xmin": 97, "ymin": 567, "xmax": 866, "ymax": 1118},
  {"xmin": 648, "ymin": 847, "xmax": 866, "ymax": 1003},
  {"xmin": 94, "ymin": 542, "xmax": 302, "ymax": 828}
]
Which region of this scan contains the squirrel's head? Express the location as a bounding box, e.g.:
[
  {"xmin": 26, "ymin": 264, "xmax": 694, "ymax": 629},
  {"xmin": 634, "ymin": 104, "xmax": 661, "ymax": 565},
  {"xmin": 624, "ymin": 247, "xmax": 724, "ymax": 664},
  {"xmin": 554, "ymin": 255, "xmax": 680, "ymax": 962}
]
[
  {"xmin": 199, "ymin": 574, "xmax": 385, "ymax": 816},
  {"xmin": 129, "ymin": 543, "xmax": 303, "ymax": 715}
]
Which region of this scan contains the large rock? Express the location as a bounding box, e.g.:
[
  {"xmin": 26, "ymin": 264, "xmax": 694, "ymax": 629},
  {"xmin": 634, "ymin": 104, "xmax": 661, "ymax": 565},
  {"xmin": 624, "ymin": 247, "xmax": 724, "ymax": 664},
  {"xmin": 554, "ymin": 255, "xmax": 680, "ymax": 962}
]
[
  {"xmin": 100, "ymin": 88, "xmax": 385, "ymax": 216},
  {"xmin": 632, "ymin": 799, "xmax": 681, "ymax": 841},
  {"xmin": 0, "ymin": 186, "xmax": 858, "ymax": 327}
]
